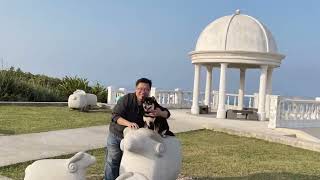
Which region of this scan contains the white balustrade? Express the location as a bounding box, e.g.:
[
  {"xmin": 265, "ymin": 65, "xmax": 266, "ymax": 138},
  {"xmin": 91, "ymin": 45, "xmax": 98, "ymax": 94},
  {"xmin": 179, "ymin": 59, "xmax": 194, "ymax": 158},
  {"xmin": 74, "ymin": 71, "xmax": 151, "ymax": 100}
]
[
  {"xmin": 269, "ymin": 96, "xmax": 320, "ymax": 128},
  {"xmin": 107, "ymin": 85, "xmax": 320, "ymax": 129},
  {"xmin": 107, "ymin": 86, "xmax": 259, "ymax": 110}
]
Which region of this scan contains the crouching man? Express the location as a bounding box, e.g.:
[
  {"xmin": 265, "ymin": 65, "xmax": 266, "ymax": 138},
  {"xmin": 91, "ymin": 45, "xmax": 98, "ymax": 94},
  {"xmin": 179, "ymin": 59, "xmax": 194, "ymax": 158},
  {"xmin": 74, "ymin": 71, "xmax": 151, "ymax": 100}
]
[{"xmin": 104, "ymin": 78, "xmax": 170, "ymax": 180}]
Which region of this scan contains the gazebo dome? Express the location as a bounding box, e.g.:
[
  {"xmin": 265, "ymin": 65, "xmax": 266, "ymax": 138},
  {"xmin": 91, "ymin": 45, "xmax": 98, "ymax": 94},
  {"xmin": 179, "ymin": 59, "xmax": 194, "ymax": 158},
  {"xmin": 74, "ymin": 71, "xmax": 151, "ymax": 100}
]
[
  {"xmin": 196, "ymin": 10, "xmax": 278, "ymax": 53},
  {"xmin": 190, "ymin": 10, "xmax": 285, "ymax": 68}
]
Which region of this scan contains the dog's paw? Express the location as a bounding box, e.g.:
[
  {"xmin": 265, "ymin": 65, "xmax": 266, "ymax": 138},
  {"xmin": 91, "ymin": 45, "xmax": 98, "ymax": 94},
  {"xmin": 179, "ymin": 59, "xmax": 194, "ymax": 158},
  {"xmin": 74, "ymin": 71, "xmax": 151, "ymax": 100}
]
[{"xmin": 160, "ymin": 131, "xmax": 167, "ymax": 138}]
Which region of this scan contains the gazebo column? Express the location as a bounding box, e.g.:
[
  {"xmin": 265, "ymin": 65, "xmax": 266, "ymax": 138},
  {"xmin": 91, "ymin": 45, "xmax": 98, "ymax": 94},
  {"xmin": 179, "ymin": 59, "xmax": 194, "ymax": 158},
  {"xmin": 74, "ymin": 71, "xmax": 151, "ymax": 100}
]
[
  {"xmin": 258, "ymin": 65, "xmax": 268, "ymax": 121},
  {"xmin": 265, "ymin": 67, "xmax": 273, "ymax": 118},
  {"xmin": 204, "ymin": 65, "xmax": 213, "ymax": 110},
  {"xmin": 217, "ymin": 63, "xmax": 228, "ymax": 119},
  {"xmin": 191, "ymin": 64, "xmax": 201, "ymax": 114},
  {"xmin": 238, "ymin": 68, "xmax": 246, "ymax": 110}
]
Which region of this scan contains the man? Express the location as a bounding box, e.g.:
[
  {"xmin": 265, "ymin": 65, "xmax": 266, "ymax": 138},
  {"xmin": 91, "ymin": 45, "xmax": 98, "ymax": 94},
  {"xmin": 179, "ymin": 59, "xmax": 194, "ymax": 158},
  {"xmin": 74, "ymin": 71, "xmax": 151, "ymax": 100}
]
[{"xmin": 104, "ymin": 78, "xmax": 171, "ymax": 180}]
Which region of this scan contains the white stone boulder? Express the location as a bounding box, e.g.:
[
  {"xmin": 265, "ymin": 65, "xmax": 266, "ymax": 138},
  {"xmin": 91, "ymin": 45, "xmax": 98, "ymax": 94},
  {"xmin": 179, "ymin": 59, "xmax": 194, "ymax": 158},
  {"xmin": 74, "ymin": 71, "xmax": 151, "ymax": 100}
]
[
  {"xmin": 116, "ymin": 128, "xmax": 182, "ymax": 180},
  {"xmin": 24, "ymin": 152, "xmax": 96, "ymax": 180},
  {"xmin": 68, "ymin": 90, "xmax": 97, "ymax": 110}
]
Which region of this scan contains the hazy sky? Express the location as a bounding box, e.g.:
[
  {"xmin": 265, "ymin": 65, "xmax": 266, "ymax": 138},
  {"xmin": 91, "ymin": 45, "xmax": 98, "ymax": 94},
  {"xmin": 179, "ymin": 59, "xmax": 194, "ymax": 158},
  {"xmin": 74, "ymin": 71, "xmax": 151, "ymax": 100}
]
[{"xmin": 0, "ymin": 1, "xmax": 319, "ymax": 97}]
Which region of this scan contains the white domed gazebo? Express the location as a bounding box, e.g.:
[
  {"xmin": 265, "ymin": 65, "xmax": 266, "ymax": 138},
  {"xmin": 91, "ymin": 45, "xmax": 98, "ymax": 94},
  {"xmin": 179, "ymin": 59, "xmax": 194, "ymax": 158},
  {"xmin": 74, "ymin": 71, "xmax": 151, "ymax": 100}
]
[{"xmin": 190, "ymin": 10, "xmax": 285, "ymax": 121}]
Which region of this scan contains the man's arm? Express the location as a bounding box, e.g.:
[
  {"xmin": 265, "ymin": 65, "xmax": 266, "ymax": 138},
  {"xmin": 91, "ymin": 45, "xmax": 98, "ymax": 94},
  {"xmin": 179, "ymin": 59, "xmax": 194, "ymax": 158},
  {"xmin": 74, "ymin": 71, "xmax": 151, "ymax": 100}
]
[
  {"xmin": 111, "ymin": 95, "xmax": 138, "ymax": 128},
  {"xmin": 117, "ymin": 117, "xmax": 139, "ymax": 128},
  {"xmin": 150, "ymin": 101, "xmax": 171, "ymax": 119},
  {"xmin": 156, "ymin": 108, "xmax": 169, "ymax": 118}
]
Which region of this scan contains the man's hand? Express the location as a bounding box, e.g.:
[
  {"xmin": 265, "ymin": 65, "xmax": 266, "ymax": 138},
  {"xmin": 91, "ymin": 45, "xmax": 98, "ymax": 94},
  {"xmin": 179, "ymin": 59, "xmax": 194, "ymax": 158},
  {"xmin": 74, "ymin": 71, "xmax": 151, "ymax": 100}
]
[
  {"xmin": 149, "ymin": 108, "xmax": 168, "ymax": 118},
  {"xmin": 148, "ymin": 107, "xmax": 161, "ymax": 117},
  {"xmin": 117, "ymin": 117, "xmax": 139, "ymax": 129},
  {"xmin": 127, "ymin": 122, "xmax": 139, "ymax": 129}
]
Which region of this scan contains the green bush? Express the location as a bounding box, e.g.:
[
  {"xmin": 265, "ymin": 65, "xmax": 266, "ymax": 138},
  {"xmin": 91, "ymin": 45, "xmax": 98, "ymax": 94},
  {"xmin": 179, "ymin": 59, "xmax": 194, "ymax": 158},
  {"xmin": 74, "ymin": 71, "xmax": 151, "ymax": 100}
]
[
  {"xmin": 0, "ymin": 67, "xmax": 108, "ymax": 102},
  {"xmin": 0, "ymin": 70, "xmax": 65, "ymax": 102}
]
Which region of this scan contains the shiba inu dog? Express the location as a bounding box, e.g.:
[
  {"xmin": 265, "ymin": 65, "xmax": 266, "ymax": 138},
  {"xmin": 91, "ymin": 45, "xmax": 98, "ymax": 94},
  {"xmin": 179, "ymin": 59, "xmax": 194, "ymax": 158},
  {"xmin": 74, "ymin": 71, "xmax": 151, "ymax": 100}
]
[{"xmin": 142, "ymin": 96, "xmax": 174, "ymax": 137}]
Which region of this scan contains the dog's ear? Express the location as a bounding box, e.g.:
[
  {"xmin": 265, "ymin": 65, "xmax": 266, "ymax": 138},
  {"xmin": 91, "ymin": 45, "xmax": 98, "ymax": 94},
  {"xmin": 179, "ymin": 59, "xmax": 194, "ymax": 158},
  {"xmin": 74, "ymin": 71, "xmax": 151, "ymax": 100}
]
[{"xmin": 142, "ymin": 97, "xmax": 149, "ymax": 103}]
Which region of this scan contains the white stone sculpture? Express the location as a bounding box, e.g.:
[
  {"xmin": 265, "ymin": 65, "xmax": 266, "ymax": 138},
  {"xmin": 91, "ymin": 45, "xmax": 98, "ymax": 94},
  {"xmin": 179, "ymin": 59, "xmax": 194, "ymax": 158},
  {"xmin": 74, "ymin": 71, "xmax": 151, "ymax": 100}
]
[
  {"xmin": 68, "ymin": 90, "xmax": 87, "ymax": 109},
  {"xmin": 116, "ymin": 172, "xmax": 149, "ymax": 180},
  {"xmin": 68, "ymin": 90, "xmax": 97, "ymax": 110},
  {"xmin": 86, "ymin": 93, "xmax": 98, "ymax": 106},
  {"xmin": 24, "ymin": 152, "xmax": 96, "ymax": 180},
  {"xmin": 116, "ymin": 128, "xmax": 182, "ymax": 180}
]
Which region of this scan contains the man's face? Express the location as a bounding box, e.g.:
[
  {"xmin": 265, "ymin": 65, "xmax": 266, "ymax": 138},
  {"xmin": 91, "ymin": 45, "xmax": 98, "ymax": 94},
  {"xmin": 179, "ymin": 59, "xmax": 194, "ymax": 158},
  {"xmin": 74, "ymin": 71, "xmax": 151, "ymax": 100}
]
[{"xmin": 135, "ymin": 82, "xmax": 150, "ymax": 102}]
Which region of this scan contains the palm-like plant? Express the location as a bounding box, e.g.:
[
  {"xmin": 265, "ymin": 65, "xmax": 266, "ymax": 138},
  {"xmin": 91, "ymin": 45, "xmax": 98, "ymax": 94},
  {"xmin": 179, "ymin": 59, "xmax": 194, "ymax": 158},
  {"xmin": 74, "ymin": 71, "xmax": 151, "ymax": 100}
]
[
  {"xmin": 90, "ymin": 82, "xmax": 105, "ymax": 94},
  {"xmin": 58, "ymin": 76, "xmax": 90, "ymax": 97},
  {"xmin": 90, "ymin": 82, "xmax": 108, "ymax": 103}
]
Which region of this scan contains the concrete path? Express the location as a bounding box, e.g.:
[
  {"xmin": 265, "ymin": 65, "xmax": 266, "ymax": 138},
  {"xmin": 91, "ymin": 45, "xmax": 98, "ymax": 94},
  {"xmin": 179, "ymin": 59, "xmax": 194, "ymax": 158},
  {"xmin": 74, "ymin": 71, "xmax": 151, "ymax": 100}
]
[
  {"xmin": 0, "ymin": 175, "xmax": 12, "ymax": 180},
  {"xmin": 1, "ymin": 109, "xmax": 320, "ymax": 168},
  {"xmin": 0, "ymin": 126, "xmax": 108, "ymax": 167}
]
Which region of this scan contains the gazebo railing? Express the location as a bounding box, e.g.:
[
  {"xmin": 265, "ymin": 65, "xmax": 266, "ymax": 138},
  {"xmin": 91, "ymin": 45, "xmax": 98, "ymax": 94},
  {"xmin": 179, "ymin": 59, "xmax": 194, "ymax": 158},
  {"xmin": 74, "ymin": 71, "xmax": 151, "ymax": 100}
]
[{"xmin": 211, "ymin": 91, "xmax": 256, "ymax": 110}]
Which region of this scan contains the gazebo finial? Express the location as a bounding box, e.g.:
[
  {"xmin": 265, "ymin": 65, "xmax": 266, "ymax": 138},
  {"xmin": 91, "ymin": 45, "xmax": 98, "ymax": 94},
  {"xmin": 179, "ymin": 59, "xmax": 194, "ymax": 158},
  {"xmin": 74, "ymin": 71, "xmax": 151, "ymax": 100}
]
[{"xmin": 235, "ymin": 9, "xmax": 241, "ymax": 15}]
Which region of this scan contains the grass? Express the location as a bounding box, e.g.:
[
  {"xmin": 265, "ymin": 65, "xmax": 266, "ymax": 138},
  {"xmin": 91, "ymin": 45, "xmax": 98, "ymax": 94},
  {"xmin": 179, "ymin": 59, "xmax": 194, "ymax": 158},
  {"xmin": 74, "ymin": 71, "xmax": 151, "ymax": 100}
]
[
  {"xmin": 179, "ymin": 130, "xmax": 320, "ymax": 179},
  {"xmin": 0, "ymin": 105, "xmax": 111, "ymax": 134},
  {"xmin": 1, "ymin": 130, "xmax": 320, "ymax": 179}
]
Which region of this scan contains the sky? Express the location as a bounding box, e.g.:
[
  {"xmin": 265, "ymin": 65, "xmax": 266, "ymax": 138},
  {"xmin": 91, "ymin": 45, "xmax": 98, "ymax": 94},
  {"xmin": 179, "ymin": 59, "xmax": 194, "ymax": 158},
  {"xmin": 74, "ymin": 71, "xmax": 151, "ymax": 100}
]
[{"xmin": 0, "ymin": 1, "xmax": 319, "ymax": 98}]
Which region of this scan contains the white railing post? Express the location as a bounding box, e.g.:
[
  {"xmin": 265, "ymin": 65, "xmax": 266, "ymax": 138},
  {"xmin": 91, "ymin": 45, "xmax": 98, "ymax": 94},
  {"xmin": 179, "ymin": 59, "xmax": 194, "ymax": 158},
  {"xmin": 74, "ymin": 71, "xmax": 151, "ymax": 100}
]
[
  {"xmin": 167, "ymin": 93, "xmax": 170, "ymax": 104},
  {"xmin": 254, "ymin": 93, "xmax": 259, "ymax": 109},
  {"xmin": 150, "ymin": 87, "xmax": 157, "ymax": 98},
  {"xmin": 233, "ymin": 96, "xmax": 237, "ymax": 107},
  {"xmin": 161, "ymin": 93, "xmax": 164, "ymax": 104},
  {"xmin": 175, "ymin": 88, "xmax": 183, "ymax": 106},
  {"xmin": 107, "ymin": 86, "xmax": 116, "ymax": 104},
  {"xmin": 248, "ymin": 97, "xmax": 252, "ymax": 108},
  {"xmin": 211, "ymin": 90, "xmax": 215, "ymax": 109},
  {"xmin": 265, "ymin": 94, "xmax": 270, "ymax": 119},
  {"xmin": 268, "ymin": 95, "xmax": 281, "ymax": 128},
  {"xmin": 213, "ymin": 91, "xmax": 219, "ymax": 110},
  {"xmin": 158, "ymin": 93, "xmax": 162, "ymax": 103}
]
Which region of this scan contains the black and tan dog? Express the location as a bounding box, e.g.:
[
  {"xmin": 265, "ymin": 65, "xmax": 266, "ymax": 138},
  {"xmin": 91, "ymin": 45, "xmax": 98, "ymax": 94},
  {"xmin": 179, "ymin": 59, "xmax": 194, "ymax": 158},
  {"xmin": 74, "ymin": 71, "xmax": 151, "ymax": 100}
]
[{"xmin": 142, "ymin": 96, "xmax": 174, "ymax": 137}]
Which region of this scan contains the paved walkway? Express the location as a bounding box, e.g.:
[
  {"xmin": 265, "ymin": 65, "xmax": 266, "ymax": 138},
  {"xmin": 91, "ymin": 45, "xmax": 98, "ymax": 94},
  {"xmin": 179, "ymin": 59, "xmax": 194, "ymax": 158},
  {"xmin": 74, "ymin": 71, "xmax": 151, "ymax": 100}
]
[
  {"xmin": 0, "ymin": 175, "xmax": 11, "ymax": 180},
  {"xmin": 1, "ymin": 109, "xmax": 320, "ymax": 168}
]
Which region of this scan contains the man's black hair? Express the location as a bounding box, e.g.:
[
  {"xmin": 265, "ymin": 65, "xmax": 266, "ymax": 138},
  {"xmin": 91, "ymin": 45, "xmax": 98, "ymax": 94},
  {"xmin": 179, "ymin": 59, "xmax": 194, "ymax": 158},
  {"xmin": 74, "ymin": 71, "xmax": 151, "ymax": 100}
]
[{"xmin": 136, "ymin": 78, "xmax": 152, "ymax": 88}]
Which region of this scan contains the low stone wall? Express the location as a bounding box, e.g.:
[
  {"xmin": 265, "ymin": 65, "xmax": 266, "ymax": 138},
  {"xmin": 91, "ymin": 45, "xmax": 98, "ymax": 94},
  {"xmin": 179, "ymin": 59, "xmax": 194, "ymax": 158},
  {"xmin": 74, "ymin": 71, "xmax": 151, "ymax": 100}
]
[{"xmin": 0, "ymin": 101, "xmax": 68, "ymax": 107}]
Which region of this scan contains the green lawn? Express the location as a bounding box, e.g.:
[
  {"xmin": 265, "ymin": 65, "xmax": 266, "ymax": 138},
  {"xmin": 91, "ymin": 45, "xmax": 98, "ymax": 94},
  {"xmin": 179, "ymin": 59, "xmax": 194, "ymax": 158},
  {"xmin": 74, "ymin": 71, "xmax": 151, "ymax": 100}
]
[
  {"xmin": 0, "ymin": 106, "xmax": 111, "ymax": 134},
  {"xmin": 1, "ymin": 130, "xmax": 320, "ymax": 180}
]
